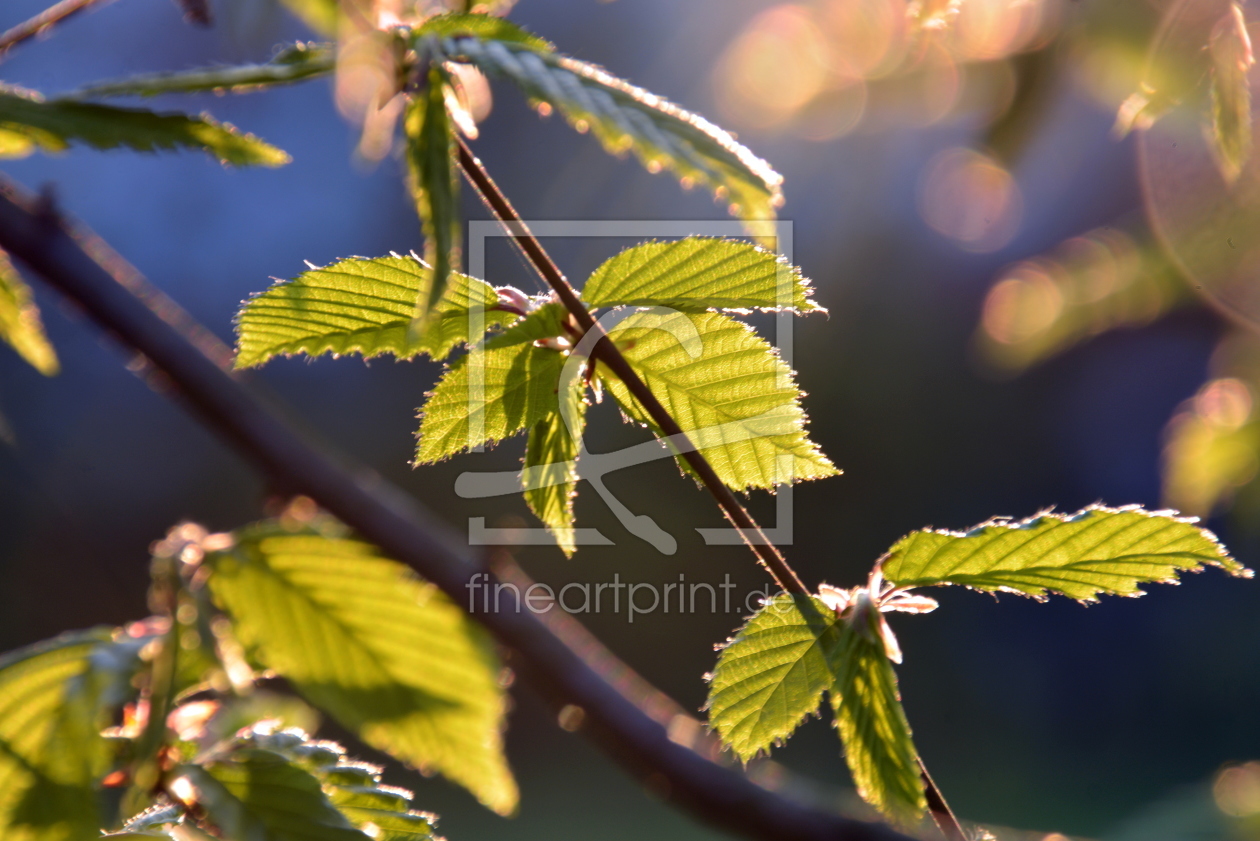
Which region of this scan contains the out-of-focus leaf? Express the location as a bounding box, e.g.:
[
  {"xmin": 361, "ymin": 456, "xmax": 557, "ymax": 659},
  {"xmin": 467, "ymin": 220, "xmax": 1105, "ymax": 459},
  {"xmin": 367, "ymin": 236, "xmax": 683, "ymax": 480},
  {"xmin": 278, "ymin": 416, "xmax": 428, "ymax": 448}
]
[
  {"xmin": 234, "ymin": 255, "xmax": 511, "ymax": 368},
  {"xmin": 598, "ymin": 310, "xmax": 837, "ymax": 490},
  {"xmin": 706, "ymin": 595, "xmax": 839, "ymax": 762},
  {"xmin": 975, "ymin": 226, "xmax": 1185, "ymax": 373},
  {"xmin": 414, "ymin": 12, "xmax": 552, "ymax": 52},
  {"xmin": 68, "ymin": 43, "xmax": 334, "ymax": 99},
  {"xmin": 582, "ymin": 238, "xmax": 820, "ymax": 313},
  {"xmin": 446, "ymin": 37, "xmax": 784, "ymax": 241},
  {"xmin": 0, "ymin": 86, "xmax": 289, "ymax": 166},
  {"xmin": 175, "ymin": 750, "xmax": 367, "ymax": 841},
  {"xmin": 880, "ymin": 505, "xmax": 1250, "ymax": 601},
  {"xmin": 416, "ymin": 305, "xmax": 569, "ymax": 463},
  {"xmin": 404, "ymin": 67, "xmax": 461, "ymax": 325},
  {"xmin": 0, "ymin": 629, "xmax": 145, "ymax": 841},
  {"xmin": 1164, "ymin": 377, "xmax": 1260, "ymax": 518},
  {"xmin": 0, "ymin": 248, "xmax": 57, "ymax": 375},
  {"xmin": 1208, "ymin": 3, "xmax": 1255, "ymax": 182},
  {"xmin": 205, "ymin": 526, "xmax": 517, "ymax": 814}
]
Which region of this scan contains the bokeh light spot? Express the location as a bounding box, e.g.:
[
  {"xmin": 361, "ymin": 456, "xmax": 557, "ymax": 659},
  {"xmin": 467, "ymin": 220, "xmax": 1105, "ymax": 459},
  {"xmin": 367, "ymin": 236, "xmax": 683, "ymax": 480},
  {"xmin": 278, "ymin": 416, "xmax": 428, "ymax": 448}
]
[{"xmin": 919, "ymin": 147, "xmax": 1023, "ymax": 251}]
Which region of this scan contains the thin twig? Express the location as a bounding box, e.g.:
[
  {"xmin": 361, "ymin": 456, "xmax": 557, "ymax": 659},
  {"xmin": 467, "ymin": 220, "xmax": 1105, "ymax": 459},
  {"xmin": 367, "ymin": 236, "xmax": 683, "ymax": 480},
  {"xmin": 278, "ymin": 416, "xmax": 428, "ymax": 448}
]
[
  {"xmin": 0, "ymin": 0, "xmax": 116, "ymax": 58},
  {"xmin": 456, "ymin": 138, "xmax": 967, "ymax": 841},
  {"xmin": 0, "ymin": 176, "xmax": 916, "ymax": 841},
  {"xmin": 455, "ymin": 138, "xmax": 809, "ymax": 597}
]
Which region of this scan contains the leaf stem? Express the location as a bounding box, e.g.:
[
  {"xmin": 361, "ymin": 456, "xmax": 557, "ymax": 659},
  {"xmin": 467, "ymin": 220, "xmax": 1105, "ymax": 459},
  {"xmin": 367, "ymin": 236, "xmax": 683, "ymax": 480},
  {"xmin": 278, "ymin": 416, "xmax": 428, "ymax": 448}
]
[
  {"xmin": 919, "ymin": 758, "xmax": 966, "ymax": 841},
  {"xmin": 0, "ymin": 0, "xmax": 117, "ymax": 59},
  {"xmin": 455, "ymin": 137, "xmax": 809, "ymax": 598}
]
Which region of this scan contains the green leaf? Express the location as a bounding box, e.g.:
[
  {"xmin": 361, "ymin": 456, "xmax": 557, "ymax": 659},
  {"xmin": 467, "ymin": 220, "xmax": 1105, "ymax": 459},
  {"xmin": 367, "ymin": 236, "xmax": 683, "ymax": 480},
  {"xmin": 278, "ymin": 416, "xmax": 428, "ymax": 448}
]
[
  {"xmin": 706, "ymin": 595, "xmax": 840, "ymax": 762},
  {"xmin": 244, "ymin": 728, "xmax": 437, "ymax": 841},
  {"xmin": 705, "ymin": 596, "xmax": 925, "ymax": 822},
  {"xmin": 103, "ymin": 805, "xmax": 185, "ymax": 839},
  {"xmin": 0, "ymin": 86, "xmax": 290, "ymax": 166},
  {"xmin": 416, "ymin": 314, "xmax": 569, "ymax": 463},
  {"xmin": 275, "ymin": 0, "xmax": 339, "ymax": 36},
  {"xmin": 67, "ymin": 42, "xmax": 335, "ymax": 99},
  {"xmin": 205, "ymin": 526, "xmax": 517, "ymax": 814},
  {"xmin": 234, "ymin": 255, "xmax": 511, "ymax": 369},
  {"xmin": 414, "ymin": 12, "xmax": 552, "ymax": 52},
  {"xmin": 827, "ymin": 618, "xmax": 925, "ymax": 823},
  {"xmin": 598, "ymin": 310, "xmax": 837, "ymax": 490},
  {"xmin": 445, "ymin": 38, "xmax": 784, "ymax": 239},
  {"xmin": 1208, "ymin": 3, "xmax": 1255, "ymax": 182},
  {"xmin": 880, "ymin": 504, "xmax": 1251, "ymax": 601},
  {"xmin": 974, "ymin": 227, "xmax": 1186, "ymax": 374},
  {"xmin": 0, "ymin": 628, "xmax": 145, "ymax": 841},
  {"xmin": 582, "ymin": 238, "xmax": 820, "ymax": 313},
  {"xmin": 405, "ymin": 67, "xmax": 461, "ymax": 324},
  {"xmin": 522, "ymin": 371, "xmax": 588, "ymax": 556},
  {"xmin": 0, "ymin": 248, "xmax": 58, "ymax": 375},
  {"xmin": 175, "ymin": 750, "xmax": 367, "ymax": 841}
]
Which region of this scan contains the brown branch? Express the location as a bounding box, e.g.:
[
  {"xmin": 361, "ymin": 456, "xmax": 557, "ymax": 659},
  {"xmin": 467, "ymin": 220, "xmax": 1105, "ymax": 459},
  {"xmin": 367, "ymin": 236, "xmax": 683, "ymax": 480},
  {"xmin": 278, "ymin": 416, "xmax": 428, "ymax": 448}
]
[
  {"xmin": 0, "ymin": 176, "xmax": 919, "ymax": 841},
  {"xmin": 455, "ymin": 138, "xmax": 809, "ymax": 598},
  {"xmin": 0, "ymin": 0, "xmax": 117, "ymax": 58},
  {"xmin": 456, "ymin": 138, "xmax": 966, "ymax": 841}
]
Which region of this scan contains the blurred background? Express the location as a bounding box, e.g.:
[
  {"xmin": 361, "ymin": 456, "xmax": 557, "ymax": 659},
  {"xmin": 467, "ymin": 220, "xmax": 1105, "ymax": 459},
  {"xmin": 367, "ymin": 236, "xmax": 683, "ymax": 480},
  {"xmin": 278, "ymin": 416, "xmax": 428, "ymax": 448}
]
[{"xmin": 4, "ymin": 0, "xmax": 1260, "ymax": 838}]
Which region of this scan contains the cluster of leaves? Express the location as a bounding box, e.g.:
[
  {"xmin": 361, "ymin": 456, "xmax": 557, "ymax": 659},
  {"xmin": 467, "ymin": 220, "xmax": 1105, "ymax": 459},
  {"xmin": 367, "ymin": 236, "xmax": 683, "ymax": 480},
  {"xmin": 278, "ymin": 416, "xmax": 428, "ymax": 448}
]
[
  {"xmin": 0, "ymin": 511, "xmax": 515, "ymax": 839},
  {"xmin": 707, "ymin": 505, "xmax": 1250, "ymax": 823},
  {"xmin": 235, "ymin": 237, "xmax": 835, "ymax": 553}
]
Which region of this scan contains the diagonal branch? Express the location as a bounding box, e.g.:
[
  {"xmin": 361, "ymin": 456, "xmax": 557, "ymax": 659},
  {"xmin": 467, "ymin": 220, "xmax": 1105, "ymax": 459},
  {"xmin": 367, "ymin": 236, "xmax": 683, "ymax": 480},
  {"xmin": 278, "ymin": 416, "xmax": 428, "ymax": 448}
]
[
  {"xmin": 0, "ymin": 176, "xmax": 917, "ymax": 841},
  {"xmin": 456, "ymin": 138, "xmax": 809, "ymax": 598}
]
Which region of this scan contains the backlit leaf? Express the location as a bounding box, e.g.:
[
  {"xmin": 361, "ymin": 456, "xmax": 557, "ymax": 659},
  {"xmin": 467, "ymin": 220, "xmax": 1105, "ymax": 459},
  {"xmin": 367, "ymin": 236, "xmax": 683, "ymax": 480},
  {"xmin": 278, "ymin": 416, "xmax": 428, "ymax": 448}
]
[
  {"xmin": 0, "ymin": 629, "xmax": 145, "ymax": 841},
  {"xmin": 1208, "ymin": 3, "xmax": 1255, "ymax": 182},
  {"xmin": 234, "ymin": 255, "xmax": 510, "ymax": 368},
  {"xmin": 68, "ymin": 43, "xmax": 335, "ymax": 99},
  {"xmin": 827, "ymin": 619, "xmax": 925, "ymax": 823},
  {"xmin": 582, "ymin": 238, "xmax": 819, "ymax": 313},
  {"xmin": 205, "ymin": 526, "xmax": 517, "ymax": 814},
  {"xmin": 522, "ymin": 367, "xmax": 588, "ymax": 556},
  {"xmin": 445, "ymin": 37, "xmax": 784, "ymax": 239},
  {"xmin": 598, "ymin": 310, "xmax": 837, "ymax": 490},
  {"xmin": 706, "ymin": 595, "xmax": 840, "ymax": 762},
  {"xmin": 405, "ymin": 67, "xmax": 460, "ymax": 323},
  {"xmin": 880, "ymin": 505, "xmax": 1250, "ymax": 601},
  {"xmin": 0, "ymin": 86, "xmax": 290, "ymax": 167},
  {"xmin": 416, "ymin": 306, "xmax": 569, "ymax": 463},
  {"xmin": 0, "ymin": 249, "xmax": 58, "ymax": 375},
  {"xmin": 413, "ymin": 13, "xmax": 552, "ymax": 52}
]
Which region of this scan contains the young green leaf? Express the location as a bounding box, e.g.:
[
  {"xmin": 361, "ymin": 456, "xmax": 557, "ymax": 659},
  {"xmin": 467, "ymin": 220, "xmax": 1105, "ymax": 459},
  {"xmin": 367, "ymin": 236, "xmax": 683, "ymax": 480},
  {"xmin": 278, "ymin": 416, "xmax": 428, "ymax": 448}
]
[
  {"xmin": 827, "ymin": 620, "xmax": 925, "ymax": 823},
  {"xmin": 1208, "ymin": 3, "xmax": 1255, "ymax": 182},
  {"xmin": 0, "ymin": 248, "xmax": 58, "ymax": 375},
  {"xmin": 413, "ymin": 12, "xmax": 553, "ymax": 52},
  {"xmin": 234, "ymin": 255, "xmax": 510, "ymax": 369},
  {"xmin": 706, "ymin": 595, "xmax": 841, "ymax": 762},
  {"xmin": 445, "ymin": 37, "xmax": 784, "ymax": 238},
  {"xmin": 522, "ymin": 367, "xmax": 588, "ymax": 556},
  {"xmin": 416, "ymin": 306, "xmax": 570, "ymax": 463},
  {"xmin": 582, "ymin": 238, "xmax": 820, "ymax": 313},
  {"xmin": 205, "ymin": 526, "xmax": 517, "ymax": 814},
  {"xmin": 174, "ymin": 750, "xmax": 367, "ymax": 841},
  {"xmin": 879, "ymin": 504, "xmax": 1251, "ymax": 601},
  {"xmin": 0, "ymin": 629, "xmax": 145, "ymax": 841},
  {"xmin": 405, "ymin": 67, "xmax": 461, "ymax": 324},
  {"xmin": 67, "ymin": 43, "xmax": 335, "ymax": 99},
  {"xmin": 598, "ymin": 310, "xmax": 837, "ymax": 490},
  {"xmin": 0, "ymin": 86, "xmax": 290, "ymax": 166}
]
